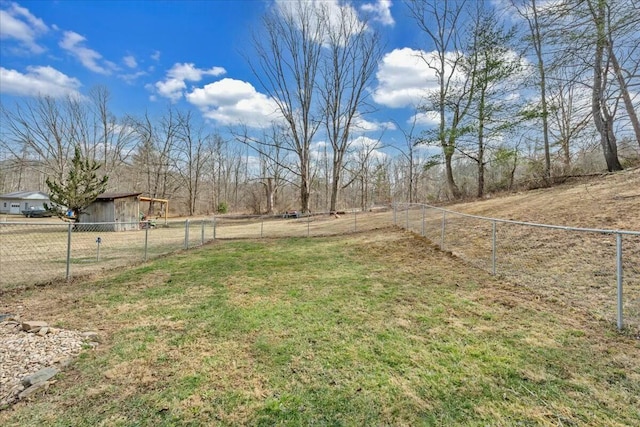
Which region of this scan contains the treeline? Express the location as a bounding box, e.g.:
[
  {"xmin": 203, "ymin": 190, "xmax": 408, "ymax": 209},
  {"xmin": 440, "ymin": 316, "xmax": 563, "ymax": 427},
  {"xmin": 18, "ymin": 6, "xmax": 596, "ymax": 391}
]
[{"xmin": 0, "ymin": 0, "xmax": 638, "ymax": 215}]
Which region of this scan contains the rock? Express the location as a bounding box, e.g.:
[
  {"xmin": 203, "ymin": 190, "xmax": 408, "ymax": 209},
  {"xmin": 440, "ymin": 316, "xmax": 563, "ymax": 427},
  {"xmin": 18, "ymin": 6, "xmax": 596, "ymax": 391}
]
[
  {"xmin": 38, "ymin": 327, "xmax": 49, "ymax": 336},
  {"xmin": 18, "ymin": 381, "xmax": 51, "ymax": 400},
  {"xmin": 80, "ymin": 331, "xmax": 100, "ymax": 342},
  {"xmin": 8, "ymin": 382, "xmax": 25, "ymax": 396},
  {"xmin": 0, "ymin": 314, "xmax": 15, "ymax": 322},
  {"xmin": 21, "ymin": 321, "xmax": 48, "ymax": 332},
  {"xmin": 21, "ymin": 367, "xmax": 58, "ymax": 387}
]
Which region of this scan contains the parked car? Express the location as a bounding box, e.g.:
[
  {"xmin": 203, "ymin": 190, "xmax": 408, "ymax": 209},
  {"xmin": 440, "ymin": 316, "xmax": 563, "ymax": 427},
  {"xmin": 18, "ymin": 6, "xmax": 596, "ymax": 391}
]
[
  {"xmin": 21, "ymin": 208, "xmax": 53, "ymax": 218},
  {"xmin": 282, "ymin": 210, "xmax": 300, "ymax": 219}
]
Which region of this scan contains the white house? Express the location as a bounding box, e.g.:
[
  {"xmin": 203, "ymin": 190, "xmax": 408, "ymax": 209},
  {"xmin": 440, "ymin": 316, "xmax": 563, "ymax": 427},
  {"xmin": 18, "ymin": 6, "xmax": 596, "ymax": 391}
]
[{"xmin": 0, "ymin": 191, "xmax": 50, "ymax": 214}]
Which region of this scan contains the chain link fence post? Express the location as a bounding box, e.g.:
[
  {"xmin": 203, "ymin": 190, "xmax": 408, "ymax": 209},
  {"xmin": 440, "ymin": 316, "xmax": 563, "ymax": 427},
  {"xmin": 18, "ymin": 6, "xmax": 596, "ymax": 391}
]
[
  {"xmin": 201, "ymin": 220, "xmax": 205, "ymax": 245},
  {"xmin": 213, "ymin": 215, "xmax": 216, "ymax": 239},
  {"xmin": 421, "ymin": 205, "xmax": 425, "ymax": 237},
  {"xmin": 492, "ymin": 220, "xmax": 497, "ymax": 275},
  {"xmin": 354, "ymin": 209, "xmax": 357, "ymax": 232},
  {"xmin": 65, "ymin": 222, "xmax": 72, "ymax": 281},
  {"xmin": 184, "ymin": 219, "xmax": 190, "ymax": 249},
  {"xmin": 617, "ymin": 233, "xmax": 623, "ymax": 330},
  {"xmin": 406, "ymin": 204, "xmax": 410, "ymax": 230},
  {"xmin": 393, "ymin": 203, "xmax": 397, "ymax": 225},
  {"xmin": 440, "ymin": 211, "xmax": 446, "ymax": 251},
  {"xmin": 261, "ymin": 216, "xmax": 264, "ymax": 238},
  {"xmin": 144, "ymin": 225, "xmax": 149, "ymax": 261}
]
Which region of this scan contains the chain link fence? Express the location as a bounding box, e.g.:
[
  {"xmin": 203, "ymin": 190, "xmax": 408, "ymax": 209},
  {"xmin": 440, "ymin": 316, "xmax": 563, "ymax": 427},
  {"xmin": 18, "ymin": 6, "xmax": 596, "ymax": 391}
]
[
  {"xmin": 0, "ymin": 209, "xmax": 391, "ymax": 292},
  {"xmin": 2, "ymin": 205, "xmax": 638, "ymax": 334},
  {"xmin": 394, "ymin": 203, "xmax": 640, "ymax": 334}
]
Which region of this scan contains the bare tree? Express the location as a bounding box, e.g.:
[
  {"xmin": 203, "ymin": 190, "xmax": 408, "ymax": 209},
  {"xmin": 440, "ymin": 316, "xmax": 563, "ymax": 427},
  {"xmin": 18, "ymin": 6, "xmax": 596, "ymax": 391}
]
[
  {"xmin": 392, "ymin": 115, "xmax": 423, "ymax": 203},
  {"xmin": 342, "ymin": 137, "xmax": 384, "ymax": 211},
  {"xmin": 547, "ymin": 66, "xmax": 593, "ymax": 173},
  {"xmin": 173, "ymin": 110, "xmax": 211, "ymax": 216},
  {"xmin": 586, "ymin": 0, "xmax": 623, "ymax": 171},
  {"xmin": 318, "ymin": 3, "xmax": 382, "ymax": 213},
  {"xmin": 250, "ymin": 1, "xmax": 325, "ymax": 213},
  {"xmin": 460, "ymin": 5, "xmax": 523, "ymax": 198},
  {"xmin": 131, "ymin": 107, "xmax": 180, "ymax": 214},
  {"xmin": 406, "ymin": 0, "xmax": 472, "ymax": 199},
  {"xmin": 510, "ymin": 0, "xmax": 553, "ymax": 181},
  {"xmin": 0, "ymin": 88, "xmax": 134, "ymax": 192},
  {"xmin": 257, "ymin": 128, "xmax": 290, "ymax": 214},
  {"xmin": 1, "ymin": 96, "xmax": 74, "ymax": 184},
  {"xmin": 603, "ymin": 0, "xmax": 640, "ymax": 148},
  {"xmin": 88, "ymin": 86, "xmax": 137, "ymax": 177}
]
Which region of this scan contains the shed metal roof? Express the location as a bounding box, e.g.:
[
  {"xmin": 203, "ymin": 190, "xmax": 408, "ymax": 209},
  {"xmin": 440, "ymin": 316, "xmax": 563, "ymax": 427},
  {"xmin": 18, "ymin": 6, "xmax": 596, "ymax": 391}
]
[{"xmin": 94, "ymin": 192, "xmax": 142, "ymax": 201}]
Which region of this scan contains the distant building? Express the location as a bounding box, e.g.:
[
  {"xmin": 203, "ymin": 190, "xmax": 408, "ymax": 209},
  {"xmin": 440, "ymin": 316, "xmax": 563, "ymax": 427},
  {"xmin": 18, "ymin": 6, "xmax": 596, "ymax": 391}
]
[
  {"xmin": 0, "ymin": 191, "xmax": 50, "ymax": 215},
  {"xmin": 80, "ymin": 192, "xmax": 142, "ymax": 231}
]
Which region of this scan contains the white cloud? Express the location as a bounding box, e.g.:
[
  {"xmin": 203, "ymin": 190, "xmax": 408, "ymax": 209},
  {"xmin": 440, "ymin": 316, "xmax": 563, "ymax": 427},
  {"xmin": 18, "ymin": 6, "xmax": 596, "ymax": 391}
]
[
  {"xmin": 59, "ymin": 31, "xmax": 116, "ymax": 75},
  {"xmin": 186, "ymin": 78, "xmax": 281, "ymax": 128},
  {"xmin": 0, "ymin": 65, "xmax": 82, "ymax": 98},
  {"xmin": 410, "ymin": 111, "xmax": 440, "ymax": 127},
  {"xmin": 349, "ymin": 135, "xmax": 387, "ymax": 162},
  {"xmin": 351, "ymin": 135, "xmax": 381, "ymax": 150},
  {"xmin": 0, "ymin": 2, "xmax": 48, "ymax": 54},
  {"xmin": 123, "ymin": 55, "xmax": 137, "ymax": 68},
  {"xmin": 151, "ymin": 50, "xmax": 161, "ymax": 61},
  {"xmin": 373, "ymin": 48, "xmax": 438, "ymax": 108},
  {"xmin": 154, "ymin": 62, "xmax": 226, "ymax": 102},
  {"xmin": 351, "ymin": 114, "xmax": 396, "ymax": 132},
  {"xmin": 361, "ymin": 0, "xmax": 395, "ymax": 26},
  {"xmin": 120, "ymin": 70, "xmax": 147, "ymax": 84},
  {"xmin": 275, "ymin": 0, "xmax": 365, "ymax": 44},
  {"xmin": 311, "ymin": 140, "xmax": 329, "ymax": 150},
  {"xmin": 373, "ymin": 47, "xmax": 462, "ymax": 108}
]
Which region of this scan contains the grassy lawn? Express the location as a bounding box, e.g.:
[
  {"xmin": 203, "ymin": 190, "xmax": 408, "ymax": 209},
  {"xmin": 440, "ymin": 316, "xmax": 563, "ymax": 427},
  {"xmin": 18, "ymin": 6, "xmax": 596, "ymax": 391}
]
[{"xmin": 1, "ymin": 228, "xmax": 639, "ymax": 426}]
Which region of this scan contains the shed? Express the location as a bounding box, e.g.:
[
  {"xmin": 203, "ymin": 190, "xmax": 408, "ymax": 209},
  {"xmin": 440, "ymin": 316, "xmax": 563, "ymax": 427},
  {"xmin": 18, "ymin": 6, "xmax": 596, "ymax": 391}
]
[
  {"xmin": 0, "ymin": 191, "xmax": 50, "ymax": 214},
  {"xmin": 80, "ymin": 192, "xmax": 142, "ymax": 231}
]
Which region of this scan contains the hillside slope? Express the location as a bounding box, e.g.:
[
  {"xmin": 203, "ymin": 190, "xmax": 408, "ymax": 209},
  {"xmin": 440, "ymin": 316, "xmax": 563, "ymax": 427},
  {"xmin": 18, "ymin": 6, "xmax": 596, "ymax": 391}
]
[{"xmin": 448, "ymin": 167, "xmax": 640, "ymax": 231}]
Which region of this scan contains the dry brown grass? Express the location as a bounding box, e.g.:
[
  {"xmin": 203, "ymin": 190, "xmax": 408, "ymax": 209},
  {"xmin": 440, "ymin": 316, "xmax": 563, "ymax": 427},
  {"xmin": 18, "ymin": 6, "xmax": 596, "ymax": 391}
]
[{"xmin": 400, "ymin": 168, "xmax": 640, "ymax": 335}]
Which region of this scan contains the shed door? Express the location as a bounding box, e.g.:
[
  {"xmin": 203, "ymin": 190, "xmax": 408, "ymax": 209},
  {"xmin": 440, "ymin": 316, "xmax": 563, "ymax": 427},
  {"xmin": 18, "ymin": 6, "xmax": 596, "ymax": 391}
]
[{"xmin": 10, "ymin": 203, "xmax": 20, "ymax": 214}]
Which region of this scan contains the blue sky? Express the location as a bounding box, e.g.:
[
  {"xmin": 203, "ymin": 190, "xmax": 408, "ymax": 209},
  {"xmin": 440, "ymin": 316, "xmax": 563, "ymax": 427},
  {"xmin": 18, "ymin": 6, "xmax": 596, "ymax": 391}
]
[{"xmin": 0, "ymin": 0, "xmax": 490, "ymax": 151}]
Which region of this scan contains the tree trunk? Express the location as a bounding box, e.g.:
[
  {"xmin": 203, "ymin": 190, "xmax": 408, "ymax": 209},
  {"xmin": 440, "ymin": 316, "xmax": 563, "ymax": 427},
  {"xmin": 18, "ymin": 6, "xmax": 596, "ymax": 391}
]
[
  {"xmin": 444, "ymin": 146, "xmax": 461, "ymax": 199},
  {"xmin": 609, "ymin": 46, "xmax": 640, "ymax": 148},
  {"xmin": 591, "ymin": 0, "xmax": 623, "ymax": 172},
  {"xmin": 531, "ymin": 0, "xmax": 551, "ymax": 181},
  {"xmin": 300, "ymin": 158, "xmax": 311, "ymax": 213},
  {"xmin": 477, "ymin": 133, "xmax": 485, "ymax": 199},
  {"xmin": 263, "ymin": 177, "xmax": 276, "ymax": 214}
]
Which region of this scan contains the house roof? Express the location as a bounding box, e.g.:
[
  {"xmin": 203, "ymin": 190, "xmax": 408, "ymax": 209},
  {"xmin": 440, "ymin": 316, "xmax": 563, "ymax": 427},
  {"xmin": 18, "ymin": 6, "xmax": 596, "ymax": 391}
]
[
  {"xmin": 0, "ymin": 191, "xmax": 50, "ymax": 200},
  {"xmin": 94, "ymin": 192, "xmax": 142, "ymax": 201}
]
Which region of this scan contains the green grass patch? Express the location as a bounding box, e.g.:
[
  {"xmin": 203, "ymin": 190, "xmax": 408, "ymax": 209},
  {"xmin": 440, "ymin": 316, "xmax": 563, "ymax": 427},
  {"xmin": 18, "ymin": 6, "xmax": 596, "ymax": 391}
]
[{"xmin": 1, "ymin": 231, "xmax": 639, "ymax": 426}]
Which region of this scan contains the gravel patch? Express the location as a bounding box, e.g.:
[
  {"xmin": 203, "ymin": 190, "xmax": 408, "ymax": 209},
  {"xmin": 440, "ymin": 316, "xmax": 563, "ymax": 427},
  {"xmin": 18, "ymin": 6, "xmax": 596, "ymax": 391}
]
[{"xmin": 0, "ymin": 319, "xmax": 90, "ymax": 408}]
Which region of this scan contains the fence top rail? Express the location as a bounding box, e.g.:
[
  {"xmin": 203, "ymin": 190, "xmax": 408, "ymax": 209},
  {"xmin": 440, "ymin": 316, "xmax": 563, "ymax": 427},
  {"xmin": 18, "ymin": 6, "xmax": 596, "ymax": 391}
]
[{"xmin": 401, "ymin": 202, "xmax": 640, "ymax": 236}]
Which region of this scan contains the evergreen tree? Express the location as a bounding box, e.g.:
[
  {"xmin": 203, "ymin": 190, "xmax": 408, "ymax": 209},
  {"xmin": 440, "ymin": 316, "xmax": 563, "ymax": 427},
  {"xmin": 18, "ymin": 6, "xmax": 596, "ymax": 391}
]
[{"xmin": 45, "ymin": 145, "xmax": 109, "ymax": 222}]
